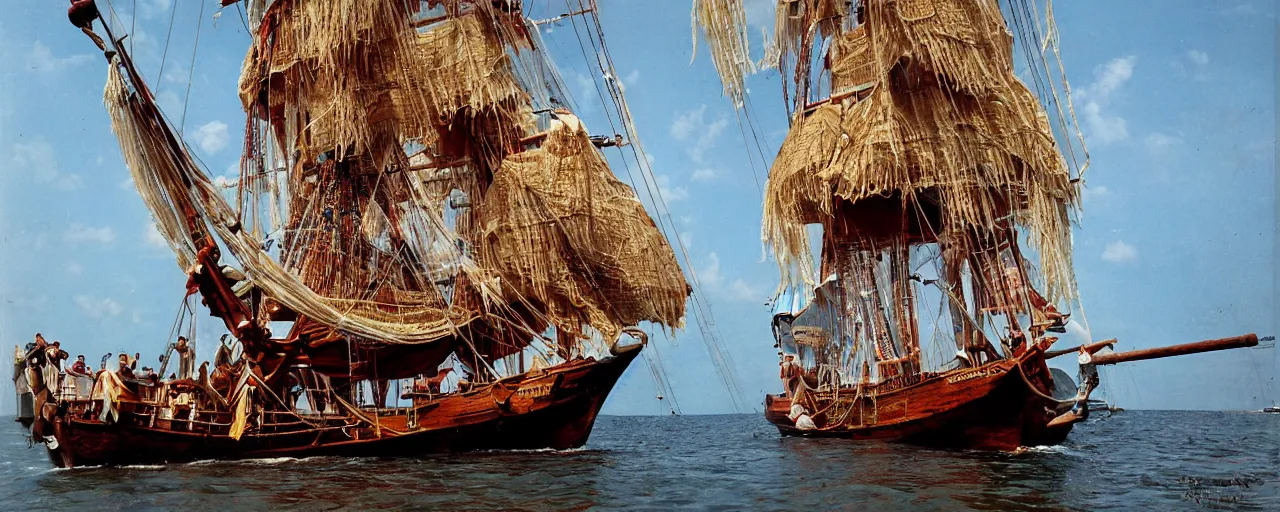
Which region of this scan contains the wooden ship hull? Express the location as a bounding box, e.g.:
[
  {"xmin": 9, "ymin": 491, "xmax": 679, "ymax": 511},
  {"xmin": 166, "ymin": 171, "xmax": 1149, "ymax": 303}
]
[
  {"xmin": 42, "ymin": 345, "xmax": 640, "ymax": 468},
  {"xmin": 766, "ymin": 335, "xmax": 1258, "ymax": 450},
  {"xmin": 765, "ymin": 343, "xmax": 1071, "ymax": 451}
]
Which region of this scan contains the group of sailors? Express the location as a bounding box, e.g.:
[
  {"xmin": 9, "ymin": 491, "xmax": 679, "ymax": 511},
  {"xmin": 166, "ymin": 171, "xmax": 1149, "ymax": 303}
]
[{"xmin": 21, "ymin": 333, "xmax": 203, "ymax": 399}]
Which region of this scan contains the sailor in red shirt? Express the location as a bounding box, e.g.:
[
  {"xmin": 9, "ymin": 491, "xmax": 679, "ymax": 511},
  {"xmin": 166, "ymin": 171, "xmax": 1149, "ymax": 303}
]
[{"xmin": 68, "ymin": 0, "xmax": 112, "ymax": 56}]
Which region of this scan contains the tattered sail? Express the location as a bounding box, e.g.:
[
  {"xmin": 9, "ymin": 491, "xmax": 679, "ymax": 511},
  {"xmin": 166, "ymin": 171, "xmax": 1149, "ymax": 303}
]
[
  {"xmin": 696, "ymin": 0, "xmax": 1082, "ymax": 376},
  {"xmin": 114, "ymin": 0, "xmax": 689, "ymax": 368},
  {"xmin": 481, "ymin": 111, "xmax": 689, "ymax": 342}
]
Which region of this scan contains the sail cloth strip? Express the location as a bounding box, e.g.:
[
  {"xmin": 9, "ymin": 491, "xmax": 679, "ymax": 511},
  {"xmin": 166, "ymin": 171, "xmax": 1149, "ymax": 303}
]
[
  {"xmin": 480, "ymin": 113, "xmax": 690, "ymax": 341},
  {"xmin": 691, "ymin": 0, "xmax": 756, "ymax": 106},
  {"xmin": 106, "ymin": 61, "xmax": 480, "ymax": 345}
]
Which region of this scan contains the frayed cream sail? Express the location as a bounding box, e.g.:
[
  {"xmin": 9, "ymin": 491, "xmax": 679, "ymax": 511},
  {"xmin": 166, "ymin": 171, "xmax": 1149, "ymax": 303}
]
[{"xmin": 481, "ymin": 113, "xmax": 690, "ymax": 341}]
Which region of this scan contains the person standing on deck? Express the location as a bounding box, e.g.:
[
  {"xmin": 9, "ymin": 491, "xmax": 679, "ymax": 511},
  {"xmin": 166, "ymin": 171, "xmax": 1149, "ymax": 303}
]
[
  {"xmin": 779, "ymin": 354, "xmax": 803, "ymax": 398},
  {"xmin": 174, "ymin": 336, "xmax": 195, "ymax": 380},
  {"xmin": 46, "ymin": 342, "xmax": 68, "ymax": 371}
]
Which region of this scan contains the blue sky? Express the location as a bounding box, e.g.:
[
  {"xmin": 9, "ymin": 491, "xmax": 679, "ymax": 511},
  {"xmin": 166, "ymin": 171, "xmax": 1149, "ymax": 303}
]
[{"xmin": 0, "ymin": 0, "xmax": 1275, "ymax": 415}]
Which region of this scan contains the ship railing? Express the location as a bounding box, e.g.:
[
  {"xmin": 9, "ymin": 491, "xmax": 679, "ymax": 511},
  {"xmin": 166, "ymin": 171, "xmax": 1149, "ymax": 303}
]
[{"xmin": 54, "ymin": 371, "xmax": 96, "ymax": 401}]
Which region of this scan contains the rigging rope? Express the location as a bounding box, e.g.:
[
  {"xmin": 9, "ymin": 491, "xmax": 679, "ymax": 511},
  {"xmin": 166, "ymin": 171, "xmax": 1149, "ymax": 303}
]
[{"xmin": 178, "ymin": 0, "xmax": 206, "ymax": 132}]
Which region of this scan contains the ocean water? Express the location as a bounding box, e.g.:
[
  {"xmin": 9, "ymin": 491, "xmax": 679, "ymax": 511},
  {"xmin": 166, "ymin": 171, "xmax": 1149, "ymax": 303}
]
[{"xmin": 0, "ymin": 410, "xmax": 1276, "ymax": 511}]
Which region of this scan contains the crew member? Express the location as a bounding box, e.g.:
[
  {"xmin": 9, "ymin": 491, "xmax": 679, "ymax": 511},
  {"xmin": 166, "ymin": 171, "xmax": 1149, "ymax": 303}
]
[
  {"xmin": 779, "ymin": 354, "xmax": 803, "ymax": 398},
  {"xmin": 175, "ymin": 336, "xmax": 195, "ymax": 380},
  {"xmin": 67, "ymin": 0, "xmax": 111, "ymax": 56},
  {"xmin": 70, "ymin": 355, "xmax": 89, "ymax": 375}
]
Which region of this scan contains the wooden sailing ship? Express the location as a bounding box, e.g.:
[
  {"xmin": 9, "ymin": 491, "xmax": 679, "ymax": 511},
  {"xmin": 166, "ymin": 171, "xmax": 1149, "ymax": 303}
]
[
  {"xmin": 694, "ymin": 0, "xmax": 1260, "ymax": 450},
  {"xmin": 27, "ymin": 0, "xmax": 691, "ymax": 467}
]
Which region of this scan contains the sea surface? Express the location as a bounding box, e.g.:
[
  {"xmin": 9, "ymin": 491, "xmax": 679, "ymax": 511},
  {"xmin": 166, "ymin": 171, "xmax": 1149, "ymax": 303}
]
[{"xmin": 0, "ymin": 410, "xmax": 1276, "ymax": 511}]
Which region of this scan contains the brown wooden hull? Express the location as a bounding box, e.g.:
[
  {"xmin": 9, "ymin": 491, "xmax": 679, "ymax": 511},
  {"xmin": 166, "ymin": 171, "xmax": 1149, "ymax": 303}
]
[
  {"xmin": 765, "ymin": 347, "xmax": 1074, "ymax": 451},
  {"xmin": 44, "ymin": 348, "xmax": 639, "ymax": 468}
]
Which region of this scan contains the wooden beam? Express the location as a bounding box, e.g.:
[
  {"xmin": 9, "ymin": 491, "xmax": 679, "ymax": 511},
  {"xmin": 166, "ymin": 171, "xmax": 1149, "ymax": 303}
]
[
  {"xmin": 802, "ymin": 84, "xmax": 874, "ymax": 116},
  {"xmin": 1089, "ymin": 334, "xmax": 1258, "ymax": 366},
  {"xmin": 407, "ymin": 156, "xmax": 472, "ymax": 172},
  {"xmin": 1044, "ymin": 339, "xmax": 1117, "ymax": 360}
]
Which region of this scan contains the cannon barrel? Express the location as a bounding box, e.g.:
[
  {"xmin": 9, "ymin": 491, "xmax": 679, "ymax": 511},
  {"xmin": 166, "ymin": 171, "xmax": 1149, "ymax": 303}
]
[{"xmin": 1090, "ymin": 334, "xmax": 1258, "ymax": 366}]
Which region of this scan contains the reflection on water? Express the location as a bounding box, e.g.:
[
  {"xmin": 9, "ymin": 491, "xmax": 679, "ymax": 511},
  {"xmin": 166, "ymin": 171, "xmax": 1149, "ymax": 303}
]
[{"xmin": 2, "ymin": 411, "xmax": 1276, "ymax": 510}]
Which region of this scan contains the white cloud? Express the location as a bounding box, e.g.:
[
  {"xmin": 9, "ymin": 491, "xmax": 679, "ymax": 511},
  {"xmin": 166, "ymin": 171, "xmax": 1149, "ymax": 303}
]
[
  {"xmin": 624, "ymin": 69, "xmax": 640, "ymax": 86},
  {"xmin": 66, "ymin": 263, "xmax": 84, "ymax": 276},
  {"xmin": 138, "ymin": 0, "xmax": 173, "ymax": 21},
  {"xmin": 727, "ymin": 279, "xmax": 764, "ymax": 303},
  {"xmin": 10, "ymin": 139, "xmax": 84, "ymax": 190},
  {"xmin": 1101, "ymin": 240, "xmax": 1138, "ymax": 263},
  {"xmin": 695, "ymin": 252, "xmax": 763, "ymax": 303},
  {"xmin": 1079, "ymin": 56, "xmax": 1136, "ymax": 145},
  {"xmin": 162, "ymin": 63, "xmax": 190, "ymax": 85},
  {"xmin": 1082, "ymin": 102, "xmax": 1127, "ymax": 145},
  {"xmin": 119, "ymin": 176, "xmax": 136, "ymax": 190},
  {"xmin": 700, "ymin": 252, "xmax": 723, "ymax": 287},
  {"xmin": 678, "ymin": 231, "xmax": 695, "ymax": 249},
  {"xmin": 1090, "ymin": 57, "xmax": 1136, "ymax": 99},
  {"xmin": 670, "ymin": 105, "xmax": 729, "ymax": 163},
  {"xmin": 1187, "ymin": 50, "xmax": 1209, "ymax": 67},
  {"xmin": 691, "ymin": 168, "xmax": 718, "ymax": 182},
  {"xmin": 213, "ymin": 175, "xmax": 240, "ymax": 188},
  {"xmin": 574, "ymin": 72, "xmax": 597, "ymax": 114},
  {"xmin": 1181, "ymin": 50, "xmax": 1212, "ymax": 81},
  {"xmin": 1144, "ymin": 132, "xmax": 1181, "ymax": 156},
  {"xmin": 193, "ymin": 121, "xmax": 230, "ymax": 154},
  {"xmin": 25, "ymin": 41, "xmax": 92, "ymax": 73},
  {"xmin": 156, "ymin": 90, "xmax": 183, "ymax": 115},
  {"xmin": 75, "ymin": 295, "xmax": 124, "ymax": 319},
  {"xmin": 656, "ymin": 174, "xmax": 689, "ymax": 202},
  {"xmin": 144, "ymin": 221, "xmax": 169, "ymax": 249},
  {"xmin": 64, "ymin": 223, "xmax": 117, "ymax": 245},
  {"xmin": 1081, "ymin": 184, "xmax": 1111, "ymax": 204}
]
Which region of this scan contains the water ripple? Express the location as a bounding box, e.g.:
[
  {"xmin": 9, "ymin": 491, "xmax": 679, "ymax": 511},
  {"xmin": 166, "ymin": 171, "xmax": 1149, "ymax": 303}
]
[{"xmin": 0, "ymin": 411, "xmax": 1275, "ymax": 510}]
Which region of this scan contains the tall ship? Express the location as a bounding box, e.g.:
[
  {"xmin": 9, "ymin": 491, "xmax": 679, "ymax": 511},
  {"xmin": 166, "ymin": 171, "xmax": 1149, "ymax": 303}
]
[
  {"xmin": 693, "ymin": 0, "xmax": 1260, "ymax": 450},
  {"xmin": 26, "ymin": 0, "xmax": 694, "ymax": 467}
]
